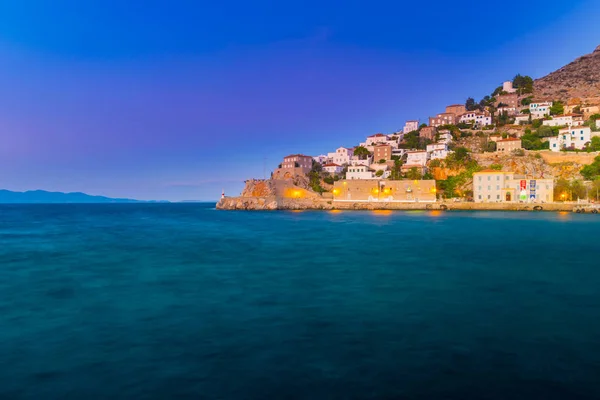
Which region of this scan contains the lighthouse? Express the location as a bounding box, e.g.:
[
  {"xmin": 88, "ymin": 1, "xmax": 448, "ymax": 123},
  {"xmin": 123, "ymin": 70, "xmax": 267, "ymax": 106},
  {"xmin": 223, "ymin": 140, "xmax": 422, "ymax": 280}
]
[{"xmin": 221, "ymin": 189, "xmax": 225, "ymax": 199}]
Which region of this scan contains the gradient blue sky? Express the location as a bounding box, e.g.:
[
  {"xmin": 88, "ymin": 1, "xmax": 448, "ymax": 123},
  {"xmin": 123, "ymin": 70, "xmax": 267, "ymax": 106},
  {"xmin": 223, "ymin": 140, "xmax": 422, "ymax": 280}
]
[{"xmin": 1, "ymin": 0, "xmax": 599, "ymax": 201}]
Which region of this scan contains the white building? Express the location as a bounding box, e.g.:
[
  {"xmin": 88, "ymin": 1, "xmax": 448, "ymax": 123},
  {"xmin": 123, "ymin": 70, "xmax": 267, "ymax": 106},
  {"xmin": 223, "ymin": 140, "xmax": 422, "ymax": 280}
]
[
  {"xmin": 529, "ymin": 101, "xmax": 552, "ymax": 118},
  {"xmin": 392, "ymin": 148, "xmax": 408, "ymax": 158},
  {"xmin": 426, "ymin": 143, "xmax": 449, "ymax": 160},
  {"xmin": 350, "ymin": 155, "xmax": 372, "ymax": 167},
  {"xmin": 346, "ymin": 165, "xmax": 375, "ymax": 180},
  {"xmin": 473, "ymin": 170, "xmax": 554, "ymax": 203},
  {"xmin": 313, "ymin": 155, "xmax": 328, "ymax": 165},
  {"xmin": 323, "ymin": 163, "xmax": 344, "ymax": 175},
  {"xmin": 403, "ymin": 120, "xmax": 419, "ymax": 134},
  {"xmin": 406, "ymin": 151, "xmax": 429, "ymax": 167},
  {"xmin": 542, "ymin": 114, "xmax": 584, "ymax": 127},
  {"xmin": 514, "ymin": 114, "xmax": 530, "ymax": 125},
  {"xmin": 496, "ymin": 106, "xmax": 518, "ymax": 116},
  {"xmin": 459, "ymin": 111, "xmax": 492, "ymax": 127},
  {"xmin": 370, "ymin": 163, "xmax": 391, "ymax": 179},
  {"xmin": 327, "ymin": 147, "xmax": 354, "ymax": 165},
  {"xmin": 549, "ymin": 126, "xmax": 592, "ymax": 152},
  {"xmin": 365, "ymin": 133, "xmax": 389, "ymax": 147}
]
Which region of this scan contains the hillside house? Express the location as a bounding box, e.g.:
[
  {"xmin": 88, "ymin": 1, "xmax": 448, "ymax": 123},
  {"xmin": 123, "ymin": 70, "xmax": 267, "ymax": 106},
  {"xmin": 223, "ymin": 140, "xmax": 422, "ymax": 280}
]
[
  {"xmin": 403, "ymin": 120, "xmax": 419, "ymax": 134},
  {"xmin": 529, "ymin": 101, "xmax": 553, "ymax": 118},
  {"xmin": 323, "ymin": 163, "xmax": 344, "ymax": 175},
  {"xmin": 549, "ymin": 126, "xmax": 592, "ymax": 152},
  {"xmin": 496, "ymin": 138, "xmax": 522, "ymax": 153},
  {"xmin": 542, "ymin": 114, "xmax": 584, "ymax": 127},
  {"xmin": 282, "ymin": 154, "xmax": 313, "ymax": 171},
  {"xmin": 346, "ymin": 165, "xmax": 375, "ymax": 180}
]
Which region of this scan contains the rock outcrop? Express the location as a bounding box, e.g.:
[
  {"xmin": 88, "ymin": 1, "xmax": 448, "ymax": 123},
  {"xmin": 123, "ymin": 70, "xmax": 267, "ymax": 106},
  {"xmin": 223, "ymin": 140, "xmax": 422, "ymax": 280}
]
[{"xmin": 534, "ymin": 45, "xmax": 600, "ymax": 102}]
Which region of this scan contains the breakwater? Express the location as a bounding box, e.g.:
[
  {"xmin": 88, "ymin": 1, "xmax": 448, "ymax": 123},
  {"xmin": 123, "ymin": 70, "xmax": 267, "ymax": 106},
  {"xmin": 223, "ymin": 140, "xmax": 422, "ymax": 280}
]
[{"xmin": 216, "ymin": 196, "xmax": 577, "ymax": 212}]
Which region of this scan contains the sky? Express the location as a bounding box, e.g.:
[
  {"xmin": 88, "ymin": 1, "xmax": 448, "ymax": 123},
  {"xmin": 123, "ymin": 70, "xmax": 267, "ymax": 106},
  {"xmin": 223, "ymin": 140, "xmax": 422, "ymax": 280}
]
[{"xmin": 1, "ymin": 0, "xmax": 599, "ymax": 201}]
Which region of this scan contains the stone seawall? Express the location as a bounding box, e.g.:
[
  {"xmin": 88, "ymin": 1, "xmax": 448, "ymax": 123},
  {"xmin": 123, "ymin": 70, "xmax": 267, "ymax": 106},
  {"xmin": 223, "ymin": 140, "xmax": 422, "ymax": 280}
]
[{"xmin": 217, "ymin": 196, "xmax": 576, "ymax": 212}]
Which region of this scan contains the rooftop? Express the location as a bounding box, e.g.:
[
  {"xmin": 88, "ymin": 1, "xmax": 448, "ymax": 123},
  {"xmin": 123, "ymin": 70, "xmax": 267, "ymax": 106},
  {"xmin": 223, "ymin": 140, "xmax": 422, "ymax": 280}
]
[{"xmin": 284, "ymin": 154, "xmax": 311, "ymax": 158}]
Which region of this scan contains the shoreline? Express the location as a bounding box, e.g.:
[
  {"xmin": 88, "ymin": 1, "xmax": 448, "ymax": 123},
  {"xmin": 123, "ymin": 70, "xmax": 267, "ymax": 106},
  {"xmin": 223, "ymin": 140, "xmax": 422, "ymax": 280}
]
[{"xmin": 216, "ymin": 196, "xmax": 593, "ymax": 212}]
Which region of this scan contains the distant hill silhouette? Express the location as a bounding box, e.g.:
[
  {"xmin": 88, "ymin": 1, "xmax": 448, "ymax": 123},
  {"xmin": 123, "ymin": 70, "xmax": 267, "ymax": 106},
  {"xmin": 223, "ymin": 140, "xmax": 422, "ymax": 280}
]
[{"xmin": 0, "ymin": 189, "xmax": 148, "ymax": 204}]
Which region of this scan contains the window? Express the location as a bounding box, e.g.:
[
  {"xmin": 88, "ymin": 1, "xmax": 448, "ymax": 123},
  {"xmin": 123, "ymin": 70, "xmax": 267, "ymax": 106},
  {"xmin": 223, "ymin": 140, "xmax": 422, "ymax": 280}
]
[
  {"xmin": 488, "ymin": 186, "xmax": 491, "ymax": 190},
  {"xmin": 478, "ymin": 186, "xmax": 482, "ymax": 191},
  {"xmin": 497, "ymin": 186, "xmax": 500, "ymax": 190},
  {"xmin": 497, "ymin": 195, "xmax": 500, "ymax": 200},
  {"xmin": 487, "ymin": 176, "xmax": 491, "ymax": 181},
  {"xmin": 478, "ymin": 177, "xmax": 482, "ymax": 182},
  {"xmin": 487, "ymin": 195, "xmax": 491, "ymax": 199},
  {"xmin": 478, "ymin": 195, "xmax": 482, "ymax": 199}
]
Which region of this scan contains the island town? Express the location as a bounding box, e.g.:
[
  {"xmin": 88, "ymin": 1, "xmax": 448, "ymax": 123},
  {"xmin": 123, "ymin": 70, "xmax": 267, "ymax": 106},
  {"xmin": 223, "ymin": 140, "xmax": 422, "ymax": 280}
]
[{"xmin": 218, "ymin": 59, "xmax": 600, "ymax": 212}]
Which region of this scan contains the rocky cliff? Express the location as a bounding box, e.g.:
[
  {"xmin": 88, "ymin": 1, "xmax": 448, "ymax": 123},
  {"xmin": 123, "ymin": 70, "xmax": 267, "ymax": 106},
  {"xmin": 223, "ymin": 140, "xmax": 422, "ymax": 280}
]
[{"xmin": 534, "ymin": 45, "xmax": 600, "ymax": 102}]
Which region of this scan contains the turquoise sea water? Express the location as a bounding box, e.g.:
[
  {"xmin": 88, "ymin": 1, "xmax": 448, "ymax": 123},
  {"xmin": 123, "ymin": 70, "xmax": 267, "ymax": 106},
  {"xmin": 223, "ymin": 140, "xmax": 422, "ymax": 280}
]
[{"xmin": 1, "ymin": 203, "xmax": 600, "ymax": 399}]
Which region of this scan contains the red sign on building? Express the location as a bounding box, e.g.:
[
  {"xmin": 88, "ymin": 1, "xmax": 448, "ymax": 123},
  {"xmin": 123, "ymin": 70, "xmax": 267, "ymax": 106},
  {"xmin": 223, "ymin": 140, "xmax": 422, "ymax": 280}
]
[{"xmin": 520, "ymin": 180, "xmax": 527, "ymax": 190}]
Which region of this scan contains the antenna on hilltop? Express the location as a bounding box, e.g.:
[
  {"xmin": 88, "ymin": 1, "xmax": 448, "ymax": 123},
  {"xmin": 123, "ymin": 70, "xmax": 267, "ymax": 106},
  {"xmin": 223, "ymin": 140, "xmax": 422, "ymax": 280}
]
[{"xmin": 263, "ymin": 156, "xmax": 267, "ymax": 180}]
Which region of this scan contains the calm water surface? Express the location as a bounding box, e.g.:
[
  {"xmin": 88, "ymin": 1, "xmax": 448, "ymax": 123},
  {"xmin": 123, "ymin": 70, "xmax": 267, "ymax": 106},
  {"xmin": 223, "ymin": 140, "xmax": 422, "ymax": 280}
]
[{"xmin": 1, "ymin": 204, "xmax": 600, "ymax": 399}]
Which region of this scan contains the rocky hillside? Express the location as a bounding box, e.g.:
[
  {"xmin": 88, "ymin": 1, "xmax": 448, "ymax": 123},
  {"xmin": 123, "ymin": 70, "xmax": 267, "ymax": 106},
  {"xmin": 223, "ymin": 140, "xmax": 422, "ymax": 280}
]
[{"xmin": 534, "ymin": 45, "xmax": 600, "ymax": 102}]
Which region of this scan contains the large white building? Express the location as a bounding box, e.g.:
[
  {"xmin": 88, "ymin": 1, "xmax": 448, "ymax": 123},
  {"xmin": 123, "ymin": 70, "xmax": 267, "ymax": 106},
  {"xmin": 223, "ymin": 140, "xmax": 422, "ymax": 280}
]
[
  {"xmin": 459, "ymin": 111, "xmax": 492, "ymax": 127},
  {"xmin": 548, "ymin": 126, "xmax": 593, "ymax": 152},
  {"xmin": 403, "ymin": 120, "xmax": 419, "ymax": 134},
  {"xmin": 426, "ymin": 143, "xmax": 449, "ymax": 160},
  {"xmin": 346, "ymin": 165, "xmax": 375, "ymax": 180},
  {"xmin": 473, "ymin": 170, "xmax": 554, "ymax": 203},
  {"xmin": 405, "ymin": 151, "xmax": 429, "ymax": 167},
  {"xmin": 529, "ymin": 101, "xmax": 553, "ymax": 118},
  {"xmin": 327, "ymin": 147, "xmax": 354, "ymax": 165},
  {"xmin": 365, "ymin": 133, "xmax": 389, "ymax": 147},
  {"xmin": 323, "ymin": 163, "xmax": 344, "ymax": 175},
  {"xmin": 542, "ymin": 114, "xmax": 584, "ymax": 127}
]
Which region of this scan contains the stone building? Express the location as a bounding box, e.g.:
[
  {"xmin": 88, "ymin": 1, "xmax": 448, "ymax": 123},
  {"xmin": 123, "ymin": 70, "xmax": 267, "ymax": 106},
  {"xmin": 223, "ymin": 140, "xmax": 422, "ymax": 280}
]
[
  {"xmin": 496, "ymin": 138, "xmax": 522, "ymax": 153},
  {"xmin": 332, "ymin": 179, "xmax": 437, "ymax": 202},
  {"xmin": 473, "ymin": 170, "xmax": 553, "ymax": 203},
  {"xmin": 373, "ymin": 144, "xmax": 392, "ymax": 162}
]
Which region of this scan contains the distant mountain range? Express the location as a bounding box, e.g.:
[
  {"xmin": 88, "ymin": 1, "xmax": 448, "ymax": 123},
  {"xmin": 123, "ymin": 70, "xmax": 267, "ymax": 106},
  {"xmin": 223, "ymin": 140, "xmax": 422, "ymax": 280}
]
[{"xmin": 0, "ymin": 189, "xmax": 162, "ymax": 204}]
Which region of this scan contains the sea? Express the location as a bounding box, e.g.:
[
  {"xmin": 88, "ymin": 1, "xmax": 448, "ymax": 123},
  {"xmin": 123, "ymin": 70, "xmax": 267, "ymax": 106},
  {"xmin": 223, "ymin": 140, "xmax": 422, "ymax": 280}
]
[{"xmin": 1, "ymin": 203, "xmax": 600, "ymax": 399}]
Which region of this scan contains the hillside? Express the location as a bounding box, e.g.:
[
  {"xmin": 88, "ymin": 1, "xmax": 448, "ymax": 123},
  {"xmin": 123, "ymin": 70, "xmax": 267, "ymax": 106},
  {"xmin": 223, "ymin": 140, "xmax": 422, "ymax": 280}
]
[
  {"xmin": 534, "ymin": 45, "xmax": 600, "ymax": 102},
  {"xmin": 0, "ymin": 190, "xmax": 146, "ymax": 204}
]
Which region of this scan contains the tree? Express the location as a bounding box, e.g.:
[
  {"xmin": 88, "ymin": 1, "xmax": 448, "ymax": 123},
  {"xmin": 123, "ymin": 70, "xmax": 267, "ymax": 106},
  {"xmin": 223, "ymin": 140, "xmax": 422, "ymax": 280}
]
[
  {"xmin": 406, "ymin": 167, "xmax": 421, "ymax": 180},
  {"xmin": 512, "ymin": 74, "xmax": 534, "ymax": 94},
  {"xmin": 573, "ymin": 105, "xmax": 582, "ymax": 114},
  {"xmin": 378, "ymin": 159, "xmax": 386, "ymax": 164},
  {"xmin": 580, "ymin": 156, "xmax": 600, "ymax": 180},
  {"xmin": 375, "ymin": 169, "xmax": 384, "ymax": 177},
  {"xmin": 486, "ymin": 141, "xmax": 497, "ymax": 152},
  {"xmin": 550, "ymin": 101, "xmax": 564, "ymax": 116},
  {"xmin": 521, "ymin": 97, "xmax": 533, "ymax": 106},
  {"xmin": 587, "ymin": 136, "xmax": 600, "ymax": 152},
  {"xmin": 465, "ymin": 97, "xmax": 478, "ymax": 111},
  {"xmin": 454, "ymin": 147, "xmax": 469, "ymax": 161},
  {"xmin": 536, "ymin": 125, "xmax": 555, "ymax": 138},
  {"xmin": 354, "ymin": 146, "xmax": 370, "ymax": 160},
  {"xmin": 390, "ymin": 159, "xmax": 403, "ymax": 180}
]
